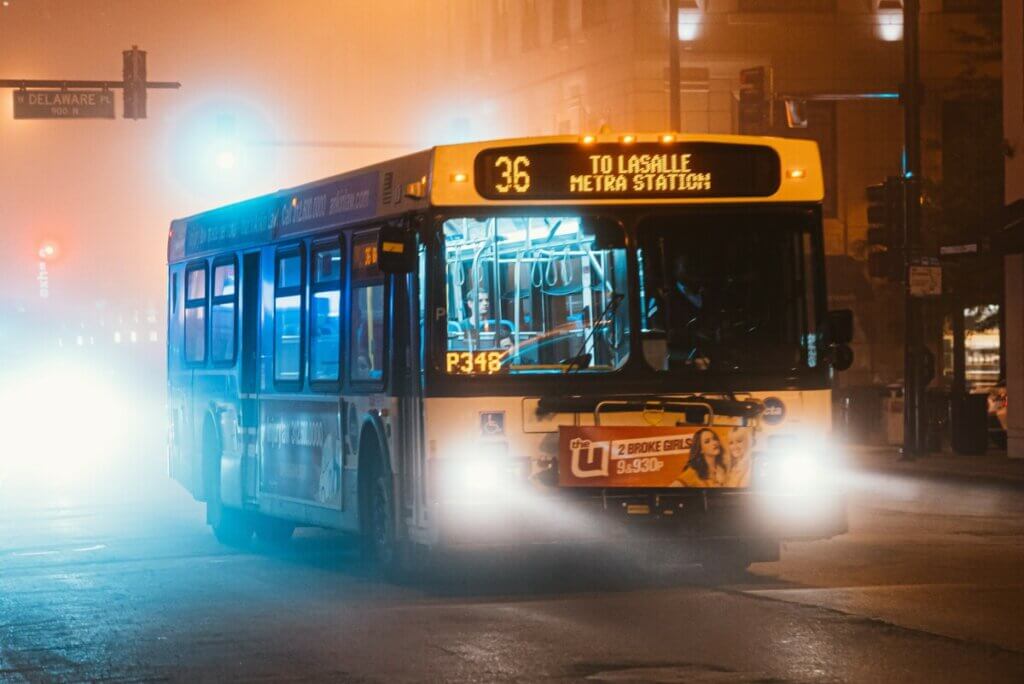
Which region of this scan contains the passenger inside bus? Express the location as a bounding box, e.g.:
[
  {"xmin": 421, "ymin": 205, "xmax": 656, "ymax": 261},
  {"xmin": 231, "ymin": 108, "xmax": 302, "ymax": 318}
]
[{"xmin": 458, "ymin": 290, "xmax": 513, "ymax": 349}]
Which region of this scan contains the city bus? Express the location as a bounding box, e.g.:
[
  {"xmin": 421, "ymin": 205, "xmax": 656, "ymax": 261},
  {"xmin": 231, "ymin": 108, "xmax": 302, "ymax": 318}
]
[{"xmin": 167, "ymin": 133, "xmax": 853, "ymax": 575}]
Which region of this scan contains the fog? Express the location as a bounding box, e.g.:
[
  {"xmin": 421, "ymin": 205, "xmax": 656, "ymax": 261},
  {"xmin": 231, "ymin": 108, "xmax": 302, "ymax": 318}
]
[
  {"xmin": 0, "ymin": 0, "xmax": 505, "ymax": 503},
  {"xmin": 0, "ymin": 0, "xmax": 495, "ymax": 318}
]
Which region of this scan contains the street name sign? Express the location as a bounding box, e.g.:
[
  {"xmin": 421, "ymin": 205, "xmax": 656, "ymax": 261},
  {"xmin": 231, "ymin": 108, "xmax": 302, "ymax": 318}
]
[
  {"xmin": 939, "ymin": 243, "xmax": 979, "ymax": 256},
  {"xmin": 13, "ymin": 89, "xmax": 115, "ymax": 119}
]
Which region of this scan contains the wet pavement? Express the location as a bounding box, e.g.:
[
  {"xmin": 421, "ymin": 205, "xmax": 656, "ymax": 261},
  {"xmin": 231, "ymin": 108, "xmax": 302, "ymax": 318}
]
[{"xmin": 2, "ymin": 455, "xmax": 1024, "ymax": 683}]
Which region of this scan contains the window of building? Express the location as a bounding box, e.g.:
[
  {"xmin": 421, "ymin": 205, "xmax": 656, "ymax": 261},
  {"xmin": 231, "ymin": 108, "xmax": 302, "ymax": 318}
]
[
  {"xmin": 274, "ymin": 247, "xmax": 304, "ymax": 384},
  {"xmin": 738, "ymin": 0, "xmax": 836, "ymax": 10},
  {"xmin": 581, "ymin": 0, "xmax": 607, "ymax": 29},
  {"xmin": 310, "ymin": 241, "xmax": 343, "ymax": 383},
  {"xmin": 184, "ymin": 263, "xmax": 207, "ymax": 363},
  {"xmin": 552, "ymin": 0, "xmax": 569, "ymax": 42},
  {"xmin": 351, "ymin": 231, "xmax": 385, "ymax": 383},
  {"xmin": 521, "ymin": 0, "xmax": 540, "ymax": 52},
  {"xmin": 210, "ymin": 258, "xmax": 237, "ymax": 363}
]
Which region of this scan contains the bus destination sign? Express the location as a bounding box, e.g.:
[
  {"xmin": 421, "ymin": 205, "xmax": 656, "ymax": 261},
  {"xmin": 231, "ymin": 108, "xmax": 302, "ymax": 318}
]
[{"xmin": 474, "ymin": 142, "xmax": 780, "ymax": 200}]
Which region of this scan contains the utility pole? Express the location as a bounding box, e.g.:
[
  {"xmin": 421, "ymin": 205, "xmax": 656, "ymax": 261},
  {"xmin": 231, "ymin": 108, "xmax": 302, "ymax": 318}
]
[
  {"xmin": 668, "ymin": 0, "xmax": 680, "ymax": 132},
  {"xmin": 902, "ymin": 0, "xmax": 925, "ymax": 459}
]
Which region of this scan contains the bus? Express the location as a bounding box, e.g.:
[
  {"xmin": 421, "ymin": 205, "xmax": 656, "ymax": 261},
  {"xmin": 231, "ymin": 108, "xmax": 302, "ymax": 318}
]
[{"xmin": 167, "ymin": 133, "xmax": 853, "ymax": 574}]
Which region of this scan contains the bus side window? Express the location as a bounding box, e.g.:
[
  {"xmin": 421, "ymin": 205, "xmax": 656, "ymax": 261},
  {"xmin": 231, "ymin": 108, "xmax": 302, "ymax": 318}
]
[
  {"xmin": 170, "ymin": 272, "xmax": 178, "ymax": 314},
  {"xmin": 184, "ymin": 263, "xmax": 208, "ymax": 364},
  {"xmin": 274, "ymin": 246, "xmax": 304, "ymax": 384},
  {"xmin": 310, "ymin": 240, "xmax": 343, "ymax": 383},
  {"xmin": 350, "ymin": 231, "xmax": 384, "ymax": 383},
  {"xmin": 210, "ymin": 258, "xmax": 237, "ymax": 363}
]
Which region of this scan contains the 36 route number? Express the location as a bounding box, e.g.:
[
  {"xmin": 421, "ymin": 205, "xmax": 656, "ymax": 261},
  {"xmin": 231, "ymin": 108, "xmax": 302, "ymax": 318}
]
[{"xmin": 494, "ymin": 155, "xmax": 531, "ymax": 194}]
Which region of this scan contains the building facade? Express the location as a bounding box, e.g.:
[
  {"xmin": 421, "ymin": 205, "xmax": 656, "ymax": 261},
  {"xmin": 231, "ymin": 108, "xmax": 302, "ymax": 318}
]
[{"xmin": 1001, "ymin": 0, "xmax": 1022, "ymax": 457}]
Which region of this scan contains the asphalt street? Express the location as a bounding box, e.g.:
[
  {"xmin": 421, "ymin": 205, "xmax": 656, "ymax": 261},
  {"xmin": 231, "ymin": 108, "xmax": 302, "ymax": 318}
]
[{"xmin": 2, "ymin": 451, "xmax": 1024, "ymax": 683}]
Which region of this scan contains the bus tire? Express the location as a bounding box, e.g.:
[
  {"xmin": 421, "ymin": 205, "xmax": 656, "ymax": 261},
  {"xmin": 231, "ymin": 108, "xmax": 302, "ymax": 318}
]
[
  {"xmin": 359, "ymin": 441, "xmax": 404, "ymax": 578},
  {"xmin": 253, "ymin": 515, "xmax": 295, "ymax": 545},
  {"xmin": 203, "ymin": 418, "xmax": 253, "ymax": 547}
]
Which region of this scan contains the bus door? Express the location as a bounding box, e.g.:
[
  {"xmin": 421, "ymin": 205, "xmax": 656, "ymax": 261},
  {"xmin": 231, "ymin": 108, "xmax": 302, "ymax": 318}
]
[
  {"xmin": 395, "ymin": 265, "xmax": 425, "ymax": 526},
  {"xmin": 240, "ymin": 250, "xmax": 261, "ymax": 503}
]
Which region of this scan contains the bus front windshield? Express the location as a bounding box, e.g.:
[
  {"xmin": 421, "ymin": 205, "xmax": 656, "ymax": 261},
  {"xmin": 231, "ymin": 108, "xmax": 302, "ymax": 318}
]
[
  {"xmin": 637, "ymin": 210, "xmax": 820, "ymax": 375},
  {"xmin": 443, "ymin": 216, "xmax": 630, "ymax": 375}
]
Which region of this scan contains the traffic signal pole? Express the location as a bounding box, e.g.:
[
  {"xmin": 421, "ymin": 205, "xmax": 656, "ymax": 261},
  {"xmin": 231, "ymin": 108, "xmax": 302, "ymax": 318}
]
[
  {"xmin": 902, "ymin": 0, "xmax": 925, "ymax": 459},
  {"xmin": 668, "ymin": 0, "xmax": 681, "ymax": 132},
  {"xmin": 0, "ymin": 46, "xmax": 178, "ymax": 120}
]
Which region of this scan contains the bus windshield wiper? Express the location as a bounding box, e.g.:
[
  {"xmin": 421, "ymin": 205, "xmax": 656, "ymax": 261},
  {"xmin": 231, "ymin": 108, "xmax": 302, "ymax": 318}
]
[{"xmin": 564, "ymin": 293, "xmax": 625, "ymax": 373}]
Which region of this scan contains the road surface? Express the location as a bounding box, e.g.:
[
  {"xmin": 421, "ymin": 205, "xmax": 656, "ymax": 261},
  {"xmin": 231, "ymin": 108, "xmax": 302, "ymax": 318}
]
[{"xmin": 2, "ymin": 457, "xmax": 1023, "ymax": 682}]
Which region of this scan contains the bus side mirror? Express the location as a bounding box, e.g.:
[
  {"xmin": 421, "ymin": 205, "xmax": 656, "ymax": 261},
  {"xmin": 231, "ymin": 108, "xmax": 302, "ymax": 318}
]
[
  {"xmin": 822, "ymin": 309, "xmax": 854, "ymax": 345},
  {"xmin": 378, "ymin": 222, "xmax": 416, "ymax": 274}
]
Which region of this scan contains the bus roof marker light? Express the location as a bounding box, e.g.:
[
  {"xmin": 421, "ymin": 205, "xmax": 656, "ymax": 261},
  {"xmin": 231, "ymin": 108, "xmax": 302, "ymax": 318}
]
[
  {"xmin": 620, "ymin": 134, "xmax": 636, "ymax": 144},
  {"xmin": 581, "ymin": 134, "xmax": 596, "ymax": 145},
  {"xmin": 404, "ymin": 180, "xmax": 426, "ymax": 199},
  {"xmin": 660, "ymin": 133, "xmax": 676, "ymax": 144},
  {"xmin": 787, "ymin": 168, "xmax": 806, "ymax": 180},
  {"xmin": 451, "ymin": 172, "xmax": 468, "ymax": 183},
  {"xmin": 290, "ymin": 196, "xmax": 298, "ymax": 207}
]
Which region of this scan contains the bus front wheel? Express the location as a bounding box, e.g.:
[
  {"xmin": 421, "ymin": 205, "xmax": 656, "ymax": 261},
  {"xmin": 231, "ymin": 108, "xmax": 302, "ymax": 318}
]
[
  {"xmin": 698, "ymin": 541, "xmax": 756, "ymax": 582},
  {"xmin": 208, "ymin": 500, "xmax": 254, "ymax": 547},
  {"xmin": 253, "ymin": 515, "xmax": 295, "ymax": 545}
]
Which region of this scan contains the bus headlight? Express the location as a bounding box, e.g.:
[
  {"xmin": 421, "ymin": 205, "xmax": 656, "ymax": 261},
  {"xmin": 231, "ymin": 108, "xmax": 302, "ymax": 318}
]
[
  {"xmin": 777, "ymin": 450, "xmax": 823, "ymax": 494},
  {"xmin": 438, "ymin": 440, "xmax": 521, "ymax": 502},
  {"xmin": 448, "ymin": 458, "xmax": 502, "ymax": 495},
  {"xmin": 755, "ymin": 433, "xmax": 840, "ymax": 497}
]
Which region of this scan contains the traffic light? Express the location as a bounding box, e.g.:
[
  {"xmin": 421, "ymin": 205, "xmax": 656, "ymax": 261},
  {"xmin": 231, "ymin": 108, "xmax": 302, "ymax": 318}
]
[
  {"xmin": 738, "ymin": 66, "xmax": 770, "ymax": 134},
  {"xmin": 37, "ymin": 240, "xmax": 59, "ymax": 262},
  {"xmin": 122, "ymin": 46, "xmax": 147, "ymax": 119},
  {"xmin": 866, "ymin": 176, "xmax": 905, "ymax": 280}
]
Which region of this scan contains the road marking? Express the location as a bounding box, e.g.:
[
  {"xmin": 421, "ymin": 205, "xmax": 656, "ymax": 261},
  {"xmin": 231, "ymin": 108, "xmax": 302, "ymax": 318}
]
[{"xmin": 11, "ymin": 550, "xmax": 58, "ymax": 557}]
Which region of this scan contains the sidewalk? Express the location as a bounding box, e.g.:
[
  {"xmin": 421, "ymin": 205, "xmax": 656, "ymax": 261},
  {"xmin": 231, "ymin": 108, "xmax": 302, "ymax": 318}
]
[{"xmin": 846, "ymin": 445, "xmax": 1024, "ymax": 489}]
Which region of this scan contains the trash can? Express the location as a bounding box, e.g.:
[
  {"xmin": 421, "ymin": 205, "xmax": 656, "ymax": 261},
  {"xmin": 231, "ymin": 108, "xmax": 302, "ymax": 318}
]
[
  {"xmin": 882, "ymin": 385, "xmax": 904, "ymax": 446},
  {"xmin": 951, "ymin": 392, "xmax": 988, "ymax": 455}
]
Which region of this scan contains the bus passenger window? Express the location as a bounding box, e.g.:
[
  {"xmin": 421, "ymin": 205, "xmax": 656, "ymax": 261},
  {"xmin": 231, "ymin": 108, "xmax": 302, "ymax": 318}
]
[
  {"xmin": 184, "ymin": 264, "xmax": 207, "ymax": 363},
  {"xmin": 310, "ymin": 244, "xmax": 342, "ymax": 382},
  {"xmin": 274, "ymin": 249, "xmax": 304, "ymax": 383},
  {"xmin": 350, "ymin": 232, "xmax": 384, "ymax": 383},
  {"xmin": 352, "ymin": 285, "xmax": 384, "ymax": 381},
  {"xmin": 210, "ymin": 261, "xmax": 237, "ymax": 363}
]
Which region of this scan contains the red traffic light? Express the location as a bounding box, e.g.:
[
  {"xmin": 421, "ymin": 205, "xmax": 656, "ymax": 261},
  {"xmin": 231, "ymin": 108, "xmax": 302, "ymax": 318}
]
[{"xmin": 38, "ymin": 240, "xmax": 59, "ymax": 261}]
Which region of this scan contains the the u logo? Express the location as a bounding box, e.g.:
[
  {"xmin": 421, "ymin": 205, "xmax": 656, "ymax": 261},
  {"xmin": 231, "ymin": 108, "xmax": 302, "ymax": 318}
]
[{"xmin": 570, "ymin": 437, "xmax": 610, "ymax": 479}]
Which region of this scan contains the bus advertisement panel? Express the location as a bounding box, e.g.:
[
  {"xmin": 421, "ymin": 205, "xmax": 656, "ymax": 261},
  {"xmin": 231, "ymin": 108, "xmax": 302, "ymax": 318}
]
[{"xmin": 560, "ymin": 425, "xmax": 753, "ymax": 488}]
